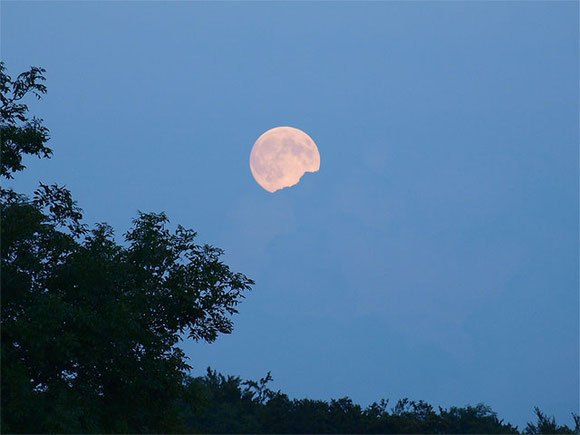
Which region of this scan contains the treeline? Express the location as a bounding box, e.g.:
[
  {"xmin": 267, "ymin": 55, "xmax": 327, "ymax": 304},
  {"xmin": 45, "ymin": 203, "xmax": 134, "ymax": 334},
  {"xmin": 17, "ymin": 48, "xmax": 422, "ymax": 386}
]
[
  {"xmin": 1, "ymin": 63, "xmax": 577, "ymax": 434},
  {"xmin": 177, "ymin": 369, "xmax": 578, "ymax": 434}
]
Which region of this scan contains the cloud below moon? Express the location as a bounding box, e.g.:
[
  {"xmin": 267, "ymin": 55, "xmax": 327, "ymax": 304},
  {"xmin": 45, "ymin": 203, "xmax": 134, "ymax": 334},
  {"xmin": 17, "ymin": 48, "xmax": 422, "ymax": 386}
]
[{"xmin": 250, "ymin": 126, "xmax": 320, "ymax": 193}]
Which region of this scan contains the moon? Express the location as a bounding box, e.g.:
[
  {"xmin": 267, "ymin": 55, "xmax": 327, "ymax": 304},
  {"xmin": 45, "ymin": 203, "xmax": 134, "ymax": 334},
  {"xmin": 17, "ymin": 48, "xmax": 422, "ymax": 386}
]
[{"xmin": 250, "ymin": 126, "xmax": 320, "ymax": 193}]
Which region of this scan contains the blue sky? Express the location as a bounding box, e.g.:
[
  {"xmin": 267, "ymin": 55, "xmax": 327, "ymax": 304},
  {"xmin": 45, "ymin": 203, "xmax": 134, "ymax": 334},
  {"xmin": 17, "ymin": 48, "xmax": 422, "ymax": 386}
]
[{"xmin": 3, "ymin": 1, "xmax": 578, "ymax": 428}]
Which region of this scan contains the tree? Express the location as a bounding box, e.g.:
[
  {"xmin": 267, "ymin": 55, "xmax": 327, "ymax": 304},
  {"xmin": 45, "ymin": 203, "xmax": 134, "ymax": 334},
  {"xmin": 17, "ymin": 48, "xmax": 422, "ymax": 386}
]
[
  {"xmin": 524, "ymin": 408, "xmax": 580, "ymax": 435},
  {"xmin": 0, "ymin": 63, "xmax": 254, "ymax": 433},
  {"xmin": 178, "ymin": 370, "xmax": 526, "ymax": 434},
  {"xmin": 3, "ymin": 62, "xmax": 578, "ymax": 435},
  {"xmin": 0, "ymin": 62, "xmax": 51, "ymax": 179}
]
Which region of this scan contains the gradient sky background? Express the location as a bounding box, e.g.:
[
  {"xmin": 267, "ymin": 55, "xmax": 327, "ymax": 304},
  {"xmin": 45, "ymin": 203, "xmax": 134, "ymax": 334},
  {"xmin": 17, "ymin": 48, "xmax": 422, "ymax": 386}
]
[{"xmin": 2, "ymin": 1, "xmax": 578, "ymax": 428}]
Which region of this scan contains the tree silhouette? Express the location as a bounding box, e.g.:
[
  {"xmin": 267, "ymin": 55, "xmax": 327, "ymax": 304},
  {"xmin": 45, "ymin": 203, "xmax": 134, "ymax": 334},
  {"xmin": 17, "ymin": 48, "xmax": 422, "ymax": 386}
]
[
  {"xmin": 524, "ymin": 407, "xmax": 580, "ymax": 435},
  {"xmin": 0, "ymin": 62, "xmax": 51, "ymax": 179},
  {"xmin": 1, "ymin": 63, "xmax": 578, "ymax": 434},
  {"xmin": 179, "ymin": 370, "xmax": 579, "ymax": 434},
  {"xmin": 0, "ymin": 63, "xmax": 253, "ymax": 433}
]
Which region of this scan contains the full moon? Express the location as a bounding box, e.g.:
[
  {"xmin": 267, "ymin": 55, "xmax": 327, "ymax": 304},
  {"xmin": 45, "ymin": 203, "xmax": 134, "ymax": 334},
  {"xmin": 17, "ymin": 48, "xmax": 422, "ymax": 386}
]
[{"xmin": 250, "ymin": 126, "xmax": 320, "ymax": 193}]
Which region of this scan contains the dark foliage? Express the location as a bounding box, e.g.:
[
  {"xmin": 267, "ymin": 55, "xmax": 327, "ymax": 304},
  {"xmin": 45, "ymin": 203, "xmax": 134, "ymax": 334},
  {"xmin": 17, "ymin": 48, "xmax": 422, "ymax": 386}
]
[
  {"xmin": 1, "ymin": 64, "xmax": 253, "ymax": 433},
  {"xmin": 524, "ymin": 408, "xmax": 580, "ymax": 435},
  {"xmin": 0, "ymin": 62, "xmax": 51, "ymax": 179},
  {"xmin": 1, "ymin": 63, "xmax": 577, "ymax": 434},
  {"xmin": 178, "ymin": 369, "xmax": 579, "ymax": 434}
]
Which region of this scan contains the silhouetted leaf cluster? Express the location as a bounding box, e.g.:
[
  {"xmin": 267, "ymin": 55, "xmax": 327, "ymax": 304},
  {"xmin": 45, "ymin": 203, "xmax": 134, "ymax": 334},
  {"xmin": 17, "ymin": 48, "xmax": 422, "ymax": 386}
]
[{"xmin": 0, "ymin": 62, "xmax": 51, "ymax": 179}]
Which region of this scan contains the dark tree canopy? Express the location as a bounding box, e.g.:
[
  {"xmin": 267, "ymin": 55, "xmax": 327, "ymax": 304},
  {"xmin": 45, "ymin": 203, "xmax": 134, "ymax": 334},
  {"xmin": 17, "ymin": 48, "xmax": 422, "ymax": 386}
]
[
  {"xmin": 1, "ymin": 63, "xmax": 577, "ymax": 434},
  {"xmin": 0, "ymin": 64, "xmax": 253, "ymax": 433},
  {"xmin": 176, "ymin": 369, "xmax": 579, "ymax": 434}
]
